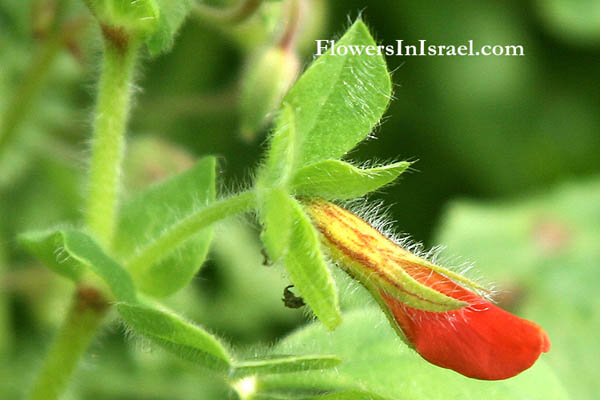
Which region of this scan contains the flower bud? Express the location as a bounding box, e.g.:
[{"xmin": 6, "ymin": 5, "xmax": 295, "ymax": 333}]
[
  {"xmin": 304, "ymin": 199, "xmax": 550, "ymax": 380},
  {"xmin": 239, "ymin": 46, "xmax": 299, "ymax": 141}
]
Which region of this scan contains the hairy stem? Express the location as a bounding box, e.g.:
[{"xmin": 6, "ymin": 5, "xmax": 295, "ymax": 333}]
[
  {"xmin": 127, "ymin": 190, "xmax": 257, "ymax": 278},
  {"xmin": 27, "ymin": 286, "xmax": 109, "ymax": 400},
  {"xmin": 86, "ymin": 32, "xmax": 140, "ymax": 249},
  {"xmin": 27, "ymin": 29, "xmax": 140, "ymax": 400}
]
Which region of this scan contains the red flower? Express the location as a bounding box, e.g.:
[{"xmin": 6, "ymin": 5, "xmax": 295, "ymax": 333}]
[
  {"xmin": 305, "ymin": 199, "xmax": 550, "ymax": 380},
  {"xmin": 379, "ymin": 264, "xmax": 551, "ymax": 380}
]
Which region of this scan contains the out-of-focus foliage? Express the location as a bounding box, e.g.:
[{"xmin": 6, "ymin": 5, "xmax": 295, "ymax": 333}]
[
  {"xmin": 258, "ymin": 307, "xmax": 568, "ymax": 400},
  {"xmin": 535, "ymin": 0, "xmax": 600, "ymax": 45},
  {"xmin": 435, "ymin": 178, "xmax": 600, "ymax": 400},
  {"xmin": 115, "ymin": 156, "xmax": 216, "ymax": 297}
]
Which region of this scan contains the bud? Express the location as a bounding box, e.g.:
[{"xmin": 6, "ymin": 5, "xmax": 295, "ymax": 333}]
[
  {"xmin": 84, "ymin": 0, "xmax": 159, "ymax": 40},
  {"xmin": 239, "ymin": 46, "xmax": 299, "ymax": 141},
  {"xmin": 304, "ymin": 199, "xmax": 550, "ymax": 380}
]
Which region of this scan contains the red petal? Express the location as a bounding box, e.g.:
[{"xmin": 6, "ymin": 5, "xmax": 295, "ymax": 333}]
[{"xmin": 381, "ymin": 291, "xmax": 551, "ymax": 380}]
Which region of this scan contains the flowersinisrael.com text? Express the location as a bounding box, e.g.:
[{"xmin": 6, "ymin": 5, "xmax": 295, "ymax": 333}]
[{"xmin": 315, "ymin": 40, "xmax": 525, "ymax": 57}]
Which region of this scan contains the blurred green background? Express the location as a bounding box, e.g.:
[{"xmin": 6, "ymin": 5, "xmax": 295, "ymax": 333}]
[{"xmin": 1, "ymin": 0, "xmax": 599, "ymax": 399}]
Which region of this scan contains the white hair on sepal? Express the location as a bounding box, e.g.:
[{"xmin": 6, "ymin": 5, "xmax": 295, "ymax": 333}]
[
  {"xmin": 219, "ymin": 164, "xmax": 255, "ymax": 202},
  {"xmin": 340, "ymin": 197, "xmax": 398, "ymax": 238},
  {"xmin": 334, "ymin": 197, "xmax": 498, "ymax": 302},
  {"xmin": 396, "ymin": 236, "xmax": 497, "ymax": 302},
  {"xmin": 119, "ymin": 318, "xmax": 157, "ymax": 357},
  {"xmin": 299, "ymin": 300, "xmax": 319, "ymax": 324},
  {"xmin": 422, "ymin": 247, "xmax": 499, "ymax": 303},
  {"xmin": 324, "ymin": 252, "xmax": 377, "ymax": 310},
  {"xmin": 354, "ymin": 156, "xmax": 404, "ymax": 172}
]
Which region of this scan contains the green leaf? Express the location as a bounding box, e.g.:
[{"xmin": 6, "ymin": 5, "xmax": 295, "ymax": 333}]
[
  {"xmin": 252, "ymin": 391, "xmax": 390, "ymax": 400},
  {"xmin": 231, "ymin": 354, "xmax": 341, "ymax": 378},
  {"xmin": 116, "ymin": 156, "xmax": 216, "ymax": 297},
  {"xmin": 258, "ymin": 103, "xmax": 298, "ymax": 187},
  {"xmin": 304, "ymin": 391, "xmax": 393, "ymax": 400},
  {"xmin": 435, "ymin": 178, "xmax": 600, "ymax": 400},
  {"xmin": 258, "ymin": 307, "xmax": 569, "ymax": 400},
  {"xmin": 283, "ymin": 19, "xmax": 391, "ymax": 168},
  {"xmin": 146, "ymin": 0, "xmax": 194, "ymax": 55},
  {"xmin": 117, "ymin": 302, "xmax": 231, "ymax": 372},
  {"xmin": 19, "ymin": 229, "xmax": 136, "ymax": 302},
  {"xmin": 283, "ymin": 198, "xmax": 341, "ymax": 330},
  {"xmin": 19, "ymin": 229, "xmax": 84, "ymax": 282},
  {"xmin": 257, "ymin": 106, "xmax": 298, "ymax": 261},
  {"xmin": 291, "ymin": 160, "xmax": 410, "ymax": 200},
  {"xmin": 259, "ymin": 188, "xmax": 293, "ymax": 262}
]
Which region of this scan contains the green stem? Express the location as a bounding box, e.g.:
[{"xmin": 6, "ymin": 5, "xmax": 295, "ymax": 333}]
[
  {"xmin": 127, "ymin": 190, "xmax": 257, "ymax": 277},
  {"xmin": 0, "ymin": 27, "xmax": 66, "ymax": 160},
  {"xmin": 86, "ymin": 34, "xmax": 140, "ymax": 249},
  {"xmin": 26, "ymin": 29, "xmax": 140, "ymax": 400},
  {"xmin": 27, "ymin": 286, "xmax": 109, "ymax": 400}
]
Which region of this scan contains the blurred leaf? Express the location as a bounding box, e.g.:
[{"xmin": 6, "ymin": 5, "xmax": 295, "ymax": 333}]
[
  {"xmin": 291, "ymin": 160, "xmax": 410, "ymax": 200},
  {"xmin": 283, "ymin": 198, "xmax": 341, "ymax": 330},
  {"xmin": 199, "ymin": 219, "xmax": 302, "ymax": 344},
  {"xmin": 146, "ymin": 0, "xmax": 194, "ymax": 55},
  {"xmin": 231, "ymin": 354, "xmax": 341, "ymax": 379},
  {"xmin": 117, "ymin": 302, "xmax": 232, "ymax": 372},
  {"xmin": 123, "ymin": 136, "xmax": 194, "ymax": 191},
  {"xmin": 537, "ymin": 0, "xmax": 600, "ymax": 44},
  {"xmin": 238, "ymin": 388, "xmax": 393, "ymax": 400},
  {"xmin": 283, "ymin": 19, "xmax": 391, "ymax": 167},
  {"xmin": 116, "ymin": 156, "xmax": 216, "ymax": 297},
  {"xmin": 435, "ymin": 177, "xmax": 600, "ymax": 400},
  {"xmin": 19, "ymin": 229, "xmax": 137, "ymax": 302},
  {"xmin": 0, "ymin": 233, "xmax": 11, "ymax": 356},
  {"xmin": 258, "ymin": 308, "xmax": 569, "ymax": 400}
]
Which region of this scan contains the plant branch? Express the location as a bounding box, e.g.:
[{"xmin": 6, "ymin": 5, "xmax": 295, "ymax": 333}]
[
  {"xmin": 27, "ymin": 286, "xmax": 109, "ymax": 400},
  {"xmin": 0, "ymin": 19, "xmax": 86, "ymax": 161},
  {"xmin": 26, "ymin": 27, "xmax": 141, "ymax": 400},
  {"xmin": 86, "ymin": 30, "xmax": 140, "ymax": 249},
  {"xmin": 127, "ymin": 190, "xmax": 257, "ymax": 278}
]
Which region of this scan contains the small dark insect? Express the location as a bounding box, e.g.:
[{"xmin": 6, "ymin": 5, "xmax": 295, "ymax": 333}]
[
  {"xmin": 261, "ymin": 248, "xmax": 272, "ymax": 266},
  {"xmin": 282, "ymin": 285, "xmax": 305, "ymax": 309}
]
